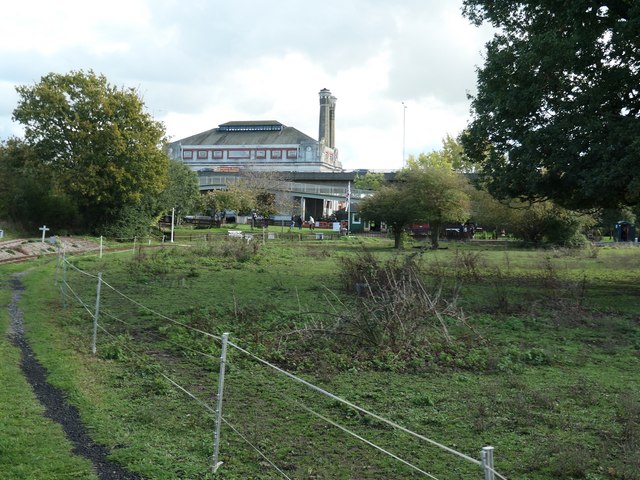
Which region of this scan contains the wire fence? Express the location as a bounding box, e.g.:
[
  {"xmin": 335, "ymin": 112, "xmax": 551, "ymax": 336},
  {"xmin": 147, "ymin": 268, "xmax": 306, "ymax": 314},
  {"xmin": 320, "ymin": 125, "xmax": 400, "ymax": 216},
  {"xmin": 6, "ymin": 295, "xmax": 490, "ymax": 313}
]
[{"xmin": 54, "ymin": 249, "xmax": 507, "ymax": 480}]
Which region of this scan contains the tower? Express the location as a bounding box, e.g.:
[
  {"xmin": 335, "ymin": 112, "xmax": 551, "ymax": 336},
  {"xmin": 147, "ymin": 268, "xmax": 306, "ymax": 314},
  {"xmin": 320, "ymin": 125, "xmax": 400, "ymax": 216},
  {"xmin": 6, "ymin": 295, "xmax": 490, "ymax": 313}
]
[{"xmin": 318, "ymin": 88, "xmax": 337, "ymax": 148}]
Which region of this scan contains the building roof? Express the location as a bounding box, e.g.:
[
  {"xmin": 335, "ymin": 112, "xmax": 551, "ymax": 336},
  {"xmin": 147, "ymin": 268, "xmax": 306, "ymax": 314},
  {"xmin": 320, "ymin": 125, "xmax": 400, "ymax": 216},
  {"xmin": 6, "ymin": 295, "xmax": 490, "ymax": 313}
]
[{"xmin": 173, "ymin": 121, "xmax": 317, "ymax": 147}]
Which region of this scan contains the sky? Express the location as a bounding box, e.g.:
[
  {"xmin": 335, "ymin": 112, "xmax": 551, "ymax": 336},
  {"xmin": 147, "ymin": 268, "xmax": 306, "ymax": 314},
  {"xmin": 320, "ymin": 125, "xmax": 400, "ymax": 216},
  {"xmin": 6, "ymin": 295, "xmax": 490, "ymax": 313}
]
[{"xmin": 0, "ymin": 0, "xmax": 494, "ymax": 171}]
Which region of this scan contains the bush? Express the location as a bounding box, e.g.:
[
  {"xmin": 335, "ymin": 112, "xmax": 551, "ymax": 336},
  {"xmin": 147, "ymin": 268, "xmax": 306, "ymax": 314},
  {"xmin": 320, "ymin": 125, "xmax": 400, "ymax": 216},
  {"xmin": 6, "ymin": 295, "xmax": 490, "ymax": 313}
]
[
  {"xmin": 503, "ymin": 200, "xmax": 593, "ymax": 247},
  {"xmin": 334, "ymin": 250, "xmax": 480, "ymax": 354}
]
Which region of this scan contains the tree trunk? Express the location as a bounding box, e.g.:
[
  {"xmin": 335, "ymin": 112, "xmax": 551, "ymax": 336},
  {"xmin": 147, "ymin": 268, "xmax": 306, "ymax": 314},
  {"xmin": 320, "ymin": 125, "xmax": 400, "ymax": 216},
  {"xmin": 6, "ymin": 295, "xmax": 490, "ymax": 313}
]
[
  {"xmin": 430, "ymin": 223, "xmax": 441, "ymax": 249},
  {"xmin": 393, "ymin": 227, "xmax": 403, "ymax": 249}
]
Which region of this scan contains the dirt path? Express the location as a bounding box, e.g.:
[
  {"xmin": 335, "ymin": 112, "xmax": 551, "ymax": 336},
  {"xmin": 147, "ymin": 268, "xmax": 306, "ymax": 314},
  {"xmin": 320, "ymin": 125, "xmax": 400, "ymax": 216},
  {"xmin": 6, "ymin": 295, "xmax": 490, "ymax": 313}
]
[{"xmin": 7, "ymin": 273, "xmax": 141, "ymax": 480}]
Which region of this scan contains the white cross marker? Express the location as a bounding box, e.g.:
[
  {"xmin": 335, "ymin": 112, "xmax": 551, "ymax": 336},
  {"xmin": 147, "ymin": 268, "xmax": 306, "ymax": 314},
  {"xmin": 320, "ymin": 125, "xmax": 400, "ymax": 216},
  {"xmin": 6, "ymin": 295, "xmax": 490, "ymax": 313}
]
[{"xmin": 39, "ymin": 225, "xmax": 50, "ymax": 243}]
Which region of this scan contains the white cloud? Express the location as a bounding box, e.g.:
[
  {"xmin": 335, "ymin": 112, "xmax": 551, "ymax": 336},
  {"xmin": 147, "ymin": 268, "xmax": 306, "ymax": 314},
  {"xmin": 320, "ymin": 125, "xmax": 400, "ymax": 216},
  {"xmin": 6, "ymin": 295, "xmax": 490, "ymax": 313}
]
[{"xmin": 0, "ymin": 0, "xmax": 494, "ymax": 170}]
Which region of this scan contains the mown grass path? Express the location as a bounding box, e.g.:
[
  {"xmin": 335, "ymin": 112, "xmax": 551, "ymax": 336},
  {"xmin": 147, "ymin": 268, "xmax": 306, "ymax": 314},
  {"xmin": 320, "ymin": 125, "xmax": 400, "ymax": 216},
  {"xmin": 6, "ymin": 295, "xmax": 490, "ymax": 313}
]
[{"xmin": 3, "ymin": 271, "xmax": 140, "ymax": 480}]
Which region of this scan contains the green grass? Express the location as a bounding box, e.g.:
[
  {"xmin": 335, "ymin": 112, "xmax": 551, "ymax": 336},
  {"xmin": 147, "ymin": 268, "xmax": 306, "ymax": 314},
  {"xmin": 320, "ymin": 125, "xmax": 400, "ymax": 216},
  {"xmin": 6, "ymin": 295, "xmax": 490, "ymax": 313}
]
[
  {"xmin": 0, "ymin": 264, "xmax": 98, "ymax": 480},
  {"xmin": 2, "ymin": 238, "xmax": 640, "ymax": 479}
]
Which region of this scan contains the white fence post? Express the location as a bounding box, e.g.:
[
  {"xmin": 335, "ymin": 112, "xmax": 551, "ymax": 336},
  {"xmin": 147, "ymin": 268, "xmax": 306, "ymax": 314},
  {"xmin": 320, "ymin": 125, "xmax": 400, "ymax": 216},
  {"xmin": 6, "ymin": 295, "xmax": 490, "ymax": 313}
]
[
  {"xmin": 91, "ymin": 272, "xmax": 103, "ymax": 355},
  {"xmin": 212, "ymin": 332, "xmax": 229, "ymax": 472},
  {"xmin": 482, "ymin": 446, "xmax": 495, "ymax": 480},
  {"xmin": 100, "ymin": 236, "xmax": 103, "ymax": 258}
]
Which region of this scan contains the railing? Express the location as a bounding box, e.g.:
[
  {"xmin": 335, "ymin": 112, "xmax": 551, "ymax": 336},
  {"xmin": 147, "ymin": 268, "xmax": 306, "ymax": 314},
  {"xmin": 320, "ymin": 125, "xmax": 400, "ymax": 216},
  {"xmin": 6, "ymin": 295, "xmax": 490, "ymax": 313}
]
[{"xmin": 198, "ymin": 175, "xmax": 371, "ymax": 199}]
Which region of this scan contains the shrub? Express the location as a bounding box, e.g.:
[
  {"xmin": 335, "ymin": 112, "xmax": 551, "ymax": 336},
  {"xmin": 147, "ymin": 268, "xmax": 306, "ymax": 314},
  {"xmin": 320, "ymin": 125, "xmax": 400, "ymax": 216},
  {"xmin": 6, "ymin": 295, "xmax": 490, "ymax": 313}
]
[{"xmin": 333, "ymin": 251, "xmax": 481, "ymax": 356}]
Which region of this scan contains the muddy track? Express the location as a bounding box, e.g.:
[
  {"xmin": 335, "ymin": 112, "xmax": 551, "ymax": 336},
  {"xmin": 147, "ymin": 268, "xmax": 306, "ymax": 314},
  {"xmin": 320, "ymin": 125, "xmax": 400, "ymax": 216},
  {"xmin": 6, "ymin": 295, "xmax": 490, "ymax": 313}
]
[{"xmin": 7, "ymin": 273, "xmax": 142, "ymax": 480}]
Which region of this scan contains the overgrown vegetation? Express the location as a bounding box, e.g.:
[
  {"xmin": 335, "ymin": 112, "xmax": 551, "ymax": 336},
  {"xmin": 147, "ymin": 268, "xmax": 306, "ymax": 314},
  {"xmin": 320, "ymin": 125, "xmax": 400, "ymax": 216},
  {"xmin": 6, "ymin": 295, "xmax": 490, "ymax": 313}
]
[{"xmin": 2, "ymin": 237, "xmax": 640, "ymax": 479}]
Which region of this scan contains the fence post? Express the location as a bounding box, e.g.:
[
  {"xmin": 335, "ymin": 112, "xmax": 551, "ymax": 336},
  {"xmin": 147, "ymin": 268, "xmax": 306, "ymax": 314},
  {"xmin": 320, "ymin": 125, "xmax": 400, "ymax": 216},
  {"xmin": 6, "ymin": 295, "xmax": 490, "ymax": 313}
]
[
  {"xmin": 100, "ymin": 236, "xmax": 103, "ymax": 258},
  {"xmin": 61, "ymin": 253, "xmax": 68, "ymax": 308},
  {"xmin": 212, "ymin": 332, "xmax": 229, "ymax": 472},
  {"xmin": 54, "ymin": 245, "xmax": 61, "ymax": 286},
  {"xmin": 482, "ymin": 446, "xmax": 495, "ymax": 480},
  {"xmin": 91, "ymin": 272, "xmax": 103, "ymax": 355}
]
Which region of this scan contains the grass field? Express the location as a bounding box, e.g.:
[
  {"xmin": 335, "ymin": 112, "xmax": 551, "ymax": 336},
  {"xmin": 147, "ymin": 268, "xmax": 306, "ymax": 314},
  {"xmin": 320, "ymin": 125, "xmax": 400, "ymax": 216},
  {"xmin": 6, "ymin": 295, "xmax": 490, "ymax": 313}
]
[{"xmin": 1, "ymin": 233, "xmax": 640, "ymax": 479}]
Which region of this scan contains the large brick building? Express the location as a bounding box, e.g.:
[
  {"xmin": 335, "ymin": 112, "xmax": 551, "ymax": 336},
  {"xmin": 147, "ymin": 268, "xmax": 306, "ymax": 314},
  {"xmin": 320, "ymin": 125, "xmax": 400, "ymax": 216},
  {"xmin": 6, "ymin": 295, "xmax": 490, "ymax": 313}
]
[{"xmin": 167, "ymin": 88, "xmax": 342, "ymax": 173}]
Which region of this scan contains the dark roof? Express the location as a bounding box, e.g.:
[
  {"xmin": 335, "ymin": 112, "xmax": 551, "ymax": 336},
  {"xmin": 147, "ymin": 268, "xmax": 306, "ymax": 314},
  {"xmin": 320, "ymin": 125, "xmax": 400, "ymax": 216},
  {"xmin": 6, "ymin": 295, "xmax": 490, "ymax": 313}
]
[{"xmin": 172, "ymin": 120, "xmax": 317, "ymax": 147}]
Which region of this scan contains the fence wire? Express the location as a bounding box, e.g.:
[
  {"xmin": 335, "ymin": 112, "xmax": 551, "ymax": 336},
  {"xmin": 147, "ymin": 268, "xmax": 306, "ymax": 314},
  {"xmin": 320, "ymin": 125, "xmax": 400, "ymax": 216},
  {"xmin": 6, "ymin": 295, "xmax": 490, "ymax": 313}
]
[{"xmin": 58, "ymin": 251, "xmax": 508, "ymax": 479}]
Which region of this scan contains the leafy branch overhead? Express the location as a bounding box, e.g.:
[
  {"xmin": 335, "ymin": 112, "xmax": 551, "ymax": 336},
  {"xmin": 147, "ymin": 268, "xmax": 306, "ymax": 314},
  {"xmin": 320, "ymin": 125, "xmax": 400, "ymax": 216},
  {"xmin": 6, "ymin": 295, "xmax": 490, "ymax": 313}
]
[{"xmin": 461, "ymin": 1, "xmax": 640, "ymax": 209}]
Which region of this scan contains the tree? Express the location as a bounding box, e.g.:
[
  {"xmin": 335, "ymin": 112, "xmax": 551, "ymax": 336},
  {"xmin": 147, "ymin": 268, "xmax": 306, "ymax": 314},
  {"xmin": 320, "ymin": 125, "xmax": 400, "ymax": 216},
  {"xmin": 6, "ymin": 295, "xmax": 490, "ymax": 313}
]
[
  {"xmin": 354, "ymin": 172, "xmax": 385, "ymax": 190},
  {"xmin": 359, "ymin": 184, "xmax": 421, "ymax": 248},
  {"xmin": 201, "ymin": 189, "xmax": 239, "ymax": 224},
  {"xmin": 0, "ymin": 138, "xmax": 80, "ymax": 230},
  {"xmin": 360, "ymin": 165, "xmax": 471, "ymax": 249},
  {"xmin": 461, "ymin": 1, "xmax": 640, "ymax": 210},
  {"xmin": 237, "ymin": 169, "xmax": 296, "ymax": 217},
  {"xmin": 158, "ymin": 160, "xmax": 201, "ymax": 224},
  {"xmin": 442, "ymin": 134, "xmax": 477, "ymax": 173},
  {"xmin": 12, "ymin": 70, "xmax": 169, "ymax": 232},
  {"xmin": 402, "ymin": 166, "xmax": 471, "ymax": 248},
  {"xmin": 407, "ymin": 135, "xmax": 476, "ymax": 173},
  {"xmin": 597, "ymin": 205, "xmax": 636, "ymax": 238}
]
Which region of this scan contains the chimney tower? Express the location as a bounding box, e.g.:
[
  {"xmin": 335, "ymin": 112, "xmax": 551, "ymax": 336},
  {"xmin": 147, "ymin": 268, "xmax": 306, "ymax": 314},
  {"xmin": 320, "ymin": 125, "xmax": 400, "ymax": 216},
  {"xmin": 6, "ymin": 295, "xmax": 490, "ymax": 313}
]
[{"xmin": 318, "ymin": 88, "xmax": 337, "ymax": 148}]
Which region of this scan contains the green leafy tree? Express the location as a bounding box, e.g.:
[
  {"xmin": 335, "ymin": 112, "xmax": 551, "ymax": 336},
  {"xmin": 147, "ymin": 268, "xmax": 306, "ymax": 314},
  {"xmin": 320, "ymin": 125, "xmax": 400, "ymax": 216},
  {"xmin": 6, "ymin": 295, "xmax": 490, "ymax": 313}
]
[
  {"xmin": 507, "ymin": 201, "xmax": 592, "ymax": 247},
  {"xmin": 468, "ymin": 187, "xmax": 524, "ymax": 237},
  {"xmin": 360, "ymin": 164, "xmax": 471, "ymax": 249},
  {"xmin": 0, "ymin": 138, "xmax": 80, "ymax": 231},
  {"xmin": 407, "ymin": 135, "xmax": 475, "ymax": 173},
  {"xmin": 598, "ymin": 206, "xmax": 636, "ymax": 238},
  {"xmin": 442, "ymin": 134, "xmax": 477, "ymax": 173},
  {"xmin": 402, "ymin": 165, "xmax": 471, "ymax": 248},
  {"xmin": 12, "ymin": 70, "xmax": 169, "ymax": 232},
  {"xmin": 359, "ymin": 184, "xmax": 421, "ymax": 249},
  {"xmin": 354, "ymin": 172, "xmax": 385, "ymax": 190},
  {"xmin": 462, "ymin": 1, "xmax": 640, "ymax": 209},
  {"xmin": 470, "ymin": 186, "xmax": 593, "ymax": 246},
  {"xmin": 406, "ymin": 152, "xmax": 453, "ymax": 170},
  {"xmin": 158, "ymin": 160, "xmax": 201, "ymax": 224},
  {"xmin": 254, "ymin": 191, "xmax": 277, "ymax": 221},
  {"xmin": 201, "ymin": 189, "xmax": 239, "ymax": 223}
]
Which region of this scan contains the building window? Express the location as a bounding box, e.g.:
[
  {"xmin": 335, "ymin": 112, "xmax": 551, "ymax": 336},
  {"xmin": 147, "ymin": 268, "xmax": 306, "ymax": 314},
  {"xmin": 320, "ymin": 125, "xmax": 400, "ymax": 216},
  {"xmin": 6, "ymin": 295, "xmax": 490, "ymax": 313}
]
[
  {"xmin": 352, "ymin": 214, "xmax": 361, "ymax": 224},
  {"xmin": 213, "ymin": 150, "xmax": 223, "ymax": 159},
  {"xmin": 256, "ymin": 150, "xmax": 266, "ymax": 159},
  {"xmin": 197, "ymin": 150, "xmax": 208, "ymax": 159},
  {"xmin": 271, "ymin": 150, "xmax": 282, "ymax": 159},
  {"xmin": 183, "ymin": 150, "xmax": 193, "ymax": 160},
  {"xmin": 287, "ymin": 149, "xmax": 297, "ymax": 159},
  {"xmin": 228, "ymin": 150, "xmax": 251, "ymax": 159}
]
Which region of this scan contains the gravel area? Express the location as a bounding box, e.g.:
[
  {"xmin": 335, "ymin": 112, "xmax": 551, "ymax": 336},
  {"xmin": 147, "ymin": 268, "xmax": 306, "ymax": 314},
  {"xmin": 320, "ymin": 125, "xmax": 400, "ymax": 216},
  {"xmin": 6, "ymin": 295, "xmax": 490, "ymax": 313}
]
[
  {"xmin": 0, "ymin": 237, "xmax": 100, "ymax": 263},
  {"xmin": 8, "ymin": 273, "xmax": 141, "ymax": 480}
]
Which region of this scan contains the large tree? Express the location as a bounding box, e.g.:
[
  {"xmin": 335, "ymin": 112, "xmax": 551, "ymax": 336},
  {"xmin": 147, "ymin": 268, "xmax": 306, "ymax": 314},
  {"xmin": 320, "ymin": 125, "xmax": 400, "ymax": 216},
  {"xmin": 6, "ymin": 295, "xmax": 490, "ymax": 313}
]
[
  {"xmin": 461, "ymin": 1, "xmax": 640, "ymax": 210},
  {"xmin": 12, "ymin": 70, "xmax": 169, "ymax": 231}
]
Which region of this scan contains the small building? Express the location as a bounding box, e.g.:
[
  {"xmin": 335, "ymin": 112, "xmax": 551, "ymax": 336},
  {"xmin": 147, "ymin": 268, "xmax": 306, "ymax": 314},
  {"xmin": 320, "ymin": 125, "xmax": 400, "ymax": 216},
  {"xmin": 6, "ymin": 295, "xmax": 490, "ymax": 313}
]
[{"xmin": 613, "ymin": 221, "xmax": 636, "ymax": 242}]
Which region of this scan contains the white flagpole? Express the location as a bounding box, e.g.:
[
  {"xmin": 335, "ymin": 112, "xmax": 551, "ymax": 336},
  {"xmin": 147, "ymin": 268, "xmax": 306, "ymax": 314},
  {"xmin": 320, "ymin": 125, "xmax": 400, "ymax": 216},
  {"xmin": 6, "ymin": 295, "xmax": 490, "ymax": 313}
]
[
  {"xmin": 171, "ymin": 207, "xmax": 175, "ymax": 243},
  {"xmin": 346, "ymin": 181, "xmax": 351, "ymax": 234}
]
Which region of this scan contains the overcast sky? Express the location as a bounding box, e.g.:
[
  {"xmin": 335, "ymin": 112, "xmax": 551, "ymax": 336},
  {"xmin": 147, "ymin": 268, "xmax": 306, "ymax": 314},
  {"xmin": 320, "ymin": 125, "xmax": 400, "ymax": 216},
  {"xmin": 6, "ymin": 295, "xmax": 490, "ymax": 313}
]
[{"xmin": 0, "ymin": 0, "xmax": 493, "ymax": 171}]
